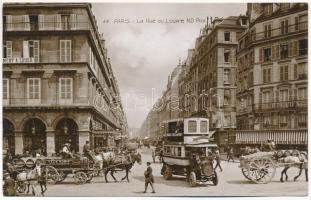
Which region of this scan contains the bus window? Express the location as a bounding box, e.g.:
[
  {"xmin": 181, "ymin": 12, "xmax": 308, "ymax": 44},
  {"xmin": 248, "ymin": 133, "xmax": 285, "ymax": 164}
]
[
  {"xmin": 188, "ymin": 120, "xmax": 197, "ymax": 133},
  {"xmin": 171, "ymin": 147, "xmax": 175, "ymax": 155},
  {"xmin": 168, "ymin": 122, "xmax": 177, "ymax": 134},
  {"xmin": 200, "ymin": 121, "xmax": 208, "ymax": 133},
  {"xmin": 177, "ymin": 147, "xmax": 182, "ymax": 156}
]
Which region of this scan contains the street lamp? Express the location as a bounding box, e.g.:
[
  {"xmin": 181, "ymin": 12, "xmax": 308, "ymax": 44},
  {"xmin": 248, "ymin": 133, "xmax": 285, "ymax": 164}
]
[{"xmin": 31, "ymin": 119, "xmax": 36, "ymax": 135}]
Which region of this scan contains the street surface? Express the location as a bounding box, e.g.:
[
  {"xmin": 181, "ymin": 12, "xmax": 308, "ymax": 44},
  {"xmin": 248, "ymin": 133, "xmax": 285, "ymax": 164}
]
[{"xmin": 42, "ymin": 148, "xmax": 308, "ymax": 197}]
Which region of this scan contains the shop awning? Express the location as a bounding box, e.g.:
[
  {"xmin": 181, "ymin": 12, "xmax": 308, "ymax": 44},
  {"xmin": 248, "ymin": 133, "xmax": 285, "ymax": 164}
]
[{"xmin": 236, "ymin": 129, "xmax": 307, "ymax": 145}]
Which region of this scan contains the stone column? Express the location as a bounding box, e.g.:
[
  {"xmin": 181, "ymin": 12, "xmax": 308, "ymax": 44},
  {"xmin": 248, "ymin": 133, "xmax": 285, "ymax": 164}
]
[
  {"xmin": 15, "ymin": 131, "xmax": 23, "ymax": 155},
  {"xmin": 79, "ymin": 130, "xmax": 90, "ymax": 153},
  {"xmin": 46, "ymin": 129, "xmax": 55, "ymax": 156}
]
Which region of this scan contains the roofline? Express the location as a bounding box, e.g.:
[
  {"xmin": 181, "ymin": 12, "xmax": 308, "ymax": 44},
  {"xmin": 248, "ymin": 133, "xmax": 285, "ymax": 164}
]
[{"xmin": 3, "ymin": 3, "xmax": 92, "ymax": 9}]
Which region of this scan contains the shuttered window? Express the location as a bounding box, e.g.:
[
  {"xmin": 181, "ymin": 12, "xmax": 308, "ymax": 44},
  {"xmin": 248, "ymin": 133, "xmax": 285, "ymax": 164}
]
[
  {"xmin": 60, "ymin": 40, "xmax": 71, "ymax": 62},
  {"xmin": 3, "ymin": 79, "xmax": 9, "ymax": 100},
  {"xmin": 280, "ymin": 65, "xmax": 289, "ymax": 81},
  {"xmin": 59, "ymin": 78, "xmax": 73, "ymax": 100},
  {"xmin": 27, "ymin": 78, "xmax": 41, "ymax": 101},
  {"xmin": 23, "ymin": 40, "xmax": 40, "ymax": 62},
  {"xmin": 3, "ymin": 41, "xmax": 12, "ymax": 59},
  {"xmin": 280, "ymin": 20, "xmax": 289, "ymax": 35}
]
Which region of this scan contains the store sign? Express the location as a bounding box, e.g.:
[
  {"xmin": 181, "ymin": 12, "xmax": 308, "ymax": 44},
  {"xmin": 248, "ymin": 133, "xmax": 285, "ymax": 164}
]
[{"xmin": 3, "ymin": 57, "xmax": 35, "ymax": 63}]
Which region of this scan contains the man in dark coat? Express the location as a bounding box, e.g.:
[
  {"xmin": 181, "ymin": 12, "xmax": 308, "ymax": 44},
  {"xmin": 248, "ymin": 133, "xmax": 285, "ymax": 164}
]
[
  {"xmin": 214, "ymin": 150, "xmax": 222, "ymax": 172},
  {"xmin": 144, "ymin": 162, "xmax": 155, "ymax": 193},
  {"xmin": 3, "ymin": 172, "xmax": 16, "ymax": 196}
]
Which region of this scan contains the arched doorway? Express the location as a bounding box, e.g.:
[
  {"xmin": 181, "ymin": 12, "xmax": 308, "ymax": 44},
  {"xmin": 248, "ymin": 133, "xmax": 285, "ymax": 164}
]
[
  {"xmin": 55, "ymin": 118, "xmax": 79, "ymax": 154},
  {"xmin": 3, "ymin": 119, "xmax": 15, "ymax": 155},
  {"xmin": 23, "ymin": 118, "xmax": 47, "ymax": 156}
]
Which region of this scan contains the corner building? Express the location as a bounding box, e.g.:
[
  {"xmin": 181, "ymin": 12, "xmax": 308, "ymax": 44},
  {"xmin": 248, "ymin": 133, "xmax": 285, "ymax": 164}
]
[
  {"xmin": 3, "ymin": 3, "xmax": 127, "ymax": 155},
  {"xmin": 236, "ymin": 3, "xmax": 308, "ymax": 148}
]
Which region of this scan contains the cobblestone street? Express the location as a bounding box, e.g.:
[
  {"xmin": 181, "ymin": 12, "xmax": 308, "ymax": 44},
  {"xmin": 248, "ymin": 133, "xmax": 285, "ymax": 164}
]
[{"xmin": 43, "ymin": 148, "xmax": 308, "ymax": 196}]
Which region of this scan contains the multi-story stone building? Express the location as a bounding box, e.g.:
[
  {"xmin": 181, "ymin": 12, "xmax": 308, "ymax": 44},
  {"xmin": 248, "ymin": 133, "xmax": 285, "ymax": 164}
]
[
  {"xmin": 3, "ymin": 3, "xmax": 127, "ymax": 156},
  {"xmin": 236, "ymin": 3, "xmax": 308, "ymax": 149},
  {"xmin": 187, "ymin": 16, "xmax": 248, "ymax": 150}
]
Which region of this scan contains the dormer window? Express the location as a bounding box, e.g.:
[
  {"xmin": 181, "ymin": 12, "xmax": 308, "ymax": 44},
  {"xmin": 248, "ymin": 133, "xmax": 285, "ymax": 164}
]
[
  {"xmin": 263, "ymin": 4, "xmax": 273, "ymax": 15},
  {"xmin": 241, "ymin": 18, "xmax": 247, "ymax": 26},
  {"xmin": 280, "ymin": 3, "xmax": 290, "ymax": 11}
]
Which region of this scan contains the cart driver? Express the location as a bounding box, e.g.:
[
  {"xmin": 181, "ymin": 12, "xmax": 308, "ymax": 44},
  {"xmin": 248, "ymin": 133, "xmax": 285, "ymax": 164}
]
[
  {"xmin": 62, "ymin": 143, "xmax": 74, "ymax": 159},
  {"xmin": 190, "ymin": 153, "xmax": 201, "ymax": 180}
]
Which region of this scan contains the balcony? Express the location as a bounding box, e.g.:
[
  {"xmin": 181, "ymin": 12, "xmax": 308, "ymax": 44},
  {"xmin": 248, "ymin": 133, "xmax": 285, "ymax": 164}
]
[
  {"xmin": 246, "ymin": 21, "xmax": 307, "ymax": 45},
  {"xmin": 253, "ymin": 99, "xmax": 307, "ymax": 111},
  {"xmin": 3, "ymin": 21, "xmax": 90, "ymax": 32},
  {"xmin": 3, "ymin": 50, "xmax": 88, "ymax": 64}
]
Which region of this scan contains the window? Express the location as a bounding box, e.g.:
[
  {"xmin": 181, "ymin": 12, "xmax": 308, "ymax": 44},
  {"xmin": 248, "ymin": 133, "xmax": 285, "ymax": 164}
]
[
  {"xmin": 251, "ymin": 28, "xmax": 256, "ymax": 41},
  {"xmin": 224, "ymin": 32, "xmax": 230, "ymax": 42},
  {"xmin": 224, "ymin": 69, "xmax": 230, "ymax": 84},
  {"xmin": 263, "ymin": 68, "xmax": 271, "ymax": 83},
  {"xmin": 294, "ymin": 63, "xmax": 307, "ymax": 80},
  {"xmin": 59, "ymin": 78, "xmax": 73, "ymax": 103},
  {"xmin": 263, "ymin": 116, "xmax": 271, "ymax": 128},
  {"xmin": 3, "ymin": 79, "xmax": 9, "ymax": 101},
  {"xmin": 280, "ymin": 3, "xmax": 290, "ymax": 10},
  {"xmin": 263, "ymin": 47, "xmax": 271, "ymax": 62},
  {"xmin": 241, "ymin": 18, "xmax": 247, "ymax": 25},
  {"xmin": 280, "ymin": 20, "xmax": 289, "ymax": 35},
  {"xmin": 27, "ymin": 78, "xmax": 41, "ymax": 103},
  {"xmin": 297, "ymin": 114, "xmax": 307, "ymax": 128},
  {"xmin": 188, "ymin": 120, "xmax": 197, "ymax": 133},
  {"xmin": 279, "ymin": 89, "xmax": 289, "ymax": 101},
  {"xmin": 298, "ymin": 39, "xmax": 307, "ymax": 56},
  {"xmin": 200, "ymin": 121, "xmax": 208, "ymax": 133},
  {"xmin": 264, "ymin": 24, "xmax": 272, "ymax": 38},
  {"xmin": 23, "ymin": 40, "xmax": 40, "ymax": 62},
  {"xmin": 29, "ymin": 15, "xmax": 39, "ymax": 31},
  {"xmin": 262, "ymin": 91, "xmax": 271, "ymax": 103},
  {"xmin": 224, "ymin": 49, "xmax": 230, "ymax": 63},
  {"xmin": 263, "ymin": 4, "xmax": 273, "ymax": 15},
  {"xmin": 60, "ymin": 40, "xmax": 71, "ymax": 62},
  {"xmin": 3, "ymin": 15, "xmax": 12, "ymax": 31},
  {"xmin": 224, "ymin": 89, "xmax": 231, "ymax": 105},
  {"xmin": 295, "ymin": 17, "xmax": 299, "ymax": 31},
  {"xmin": 280, "ymin": 115, "xmax": 288, "ymax": 128},
  {"xmin": 224, "ymin": 114, "xmax": 231, "ymax": 127},
  {"xmin": 3, "ymin": 41, "xmax": 12, "ymax": 59},
  {"xmin": 280, "ymin": 66, "xmax": 289, "ymax": 81},
  {"xmin": 280, "ymin": 44, "xmax": 288, "ymax": 59},
  {"xmin": 298, "ymin": 88, "xmax": 307, "ymax": 100},
  {"xmin": 298, "ymin": 15, "xmax": 307, "ymax": 30}
]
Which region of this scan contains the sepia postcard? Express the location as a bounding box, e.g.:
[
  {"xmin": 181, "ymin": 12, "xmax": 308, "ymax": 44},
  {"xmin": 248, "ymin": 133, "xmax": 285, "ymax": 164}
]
[{"xmin": 1, "ymin": 0, "xmax": 309, "ymax": 198}]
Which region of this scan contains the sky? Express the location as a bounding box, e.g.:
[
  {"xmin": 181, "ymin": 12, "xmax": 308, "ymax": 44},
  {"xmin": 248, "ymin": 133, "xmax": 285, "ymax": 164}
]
[{"xmin": 92, "ymin": 3, "xmax": 247, "ymax": 129}]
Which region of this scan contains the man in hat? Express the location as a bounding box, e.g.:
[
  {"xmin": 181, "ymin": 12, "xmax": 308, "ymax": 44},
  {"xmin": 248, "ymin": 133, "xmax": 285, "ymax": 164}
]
[
  {"xmin": 144, "ymin": 162, "xmax": 155, "ymax": 193},
  {"xmin": 3, "ymin": 172, "xmax": 16, "ymax": 196},
  {"xmin": 62, "ymin": 143, "xmax": 73, "ymax": 159}
]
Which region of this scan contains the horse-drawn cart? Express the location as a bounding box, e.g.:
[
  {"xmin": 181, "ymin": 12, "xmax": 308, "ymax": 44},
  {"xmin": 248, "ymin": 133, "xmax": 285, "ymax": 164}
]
[
  {"xmin": 239, "ymin": 150, "xmax": 308, "ymax": 184},
  {"xmin": 12, "ymin": 156, "xmax": 97, "ymax": 185}
]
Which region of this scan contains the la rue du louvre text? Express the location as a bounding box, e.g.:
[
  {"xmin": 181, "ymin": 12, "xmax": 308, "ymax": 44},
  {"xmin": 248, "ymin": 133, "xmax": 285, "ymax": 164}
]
[{"xmin": 103, "ymin": 17, "xmax": 207, "ymax": 24}]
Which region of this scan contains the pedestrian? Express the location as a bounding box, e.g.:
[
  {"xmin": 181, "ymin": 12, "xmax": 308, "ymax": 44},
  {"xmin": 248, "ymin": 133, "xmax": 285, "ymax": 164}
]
[
  {"xmin": 214, "ymin": 150, "xmax": 222, "ymax": 172},
  {"xmin": 3, "ymin": 172, "xmax": 16, "ymax": 196},
  {"xmin": 144, "ymin": 162, "xmax": 155, "ymax": 193},
  {"xmin": 227, "ymin": 147, "xmax": 234, "ymax": 162}
]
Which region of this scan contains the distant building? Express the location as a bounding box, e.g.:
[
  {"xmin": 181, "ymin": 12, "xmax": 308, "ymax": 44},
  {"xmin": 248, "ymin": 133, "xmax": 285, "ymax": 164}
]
[
  {"xmin": 236, "ymin": 3, "xmax": 308, "ymax": 148},
  {"xmin": 3, "ymin": 3, "xmax": 127, "ymax": 155},
  {"xmin": 186, "ymin": 16, "xmax": 247, "ymax": 150}
]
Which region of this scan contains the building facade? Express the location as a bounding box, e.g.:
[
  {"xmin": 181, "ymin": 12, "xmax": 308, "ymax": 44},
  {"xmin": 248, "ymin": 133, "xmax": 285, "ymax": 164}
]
[
  {"xmin": 185, "ymin": 16, "xmax": 247, "ymax": 150},
  {"xmin": 236, "ymin": 3, "xmax": 308, "ymax": 148},
  {"xmin": 3, "ymin": 3, "xmax": 127, "ymax": 156}
]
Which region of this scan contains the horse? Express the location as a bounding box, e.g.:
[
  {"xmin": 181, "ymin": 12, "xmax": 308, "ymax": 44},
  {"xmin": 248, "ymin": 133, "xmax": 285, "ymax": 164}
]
[
  {"xmin": 93, "ymin": 151, "xmax": 115, "ymax": 177},
  {"xmin": 104, "ymin": 151, "xmax": 142, "ymax": 183},
  {"xmin": 279, "ymin": 151, "xmax": 308, "ymax": 182},
  {"xmin": 16, "ymin": 164, "xmax": 43, "ymax": 196}
]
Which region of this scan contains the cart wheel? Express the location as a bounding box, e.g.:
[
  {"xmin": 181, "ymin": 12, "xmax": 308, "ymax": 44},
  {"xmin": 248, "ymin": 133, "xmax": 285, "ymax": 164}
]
[
  {"xmin": 189, "ymin": 172, "xmax": 196, "ymax": 187},
  {"xmin": 212, "ymin": 171, "xmax": 218, "ymax": 186},
  {"xmin": 86, "ymin": 172, "xmax": 94, "ymax": 183},
  {"xmin": 45, "ymin": 166, "xmax": 60, "ymax": 184},
  {"xmin": 74, "ymin": 171, "xmax": 88, "ymax": 184},
  {"xmin": 15, "ymin": 181, "xmax": 27, "ymax": 194},
  {"xmin": 57, "ymin": 171, "xmax": 67, "ymax": 183},
  {"xmin": 248, "ymin": 157, "xmax": 276, "ymax": 184},
  {"xmin": 163, "ymin": 165, "xmax": 173, "ymax": 180},
  {"xmin": 284, "ymin": 150, "xmax": 291, "ymax": 157},
  {"xmin": 241, "ymin": 168, "xmax": 251, "ymax": 180},
  {"xmin": 25, "ymin": 159, "xmax": 35, "ymax": 169},
  {"xmin": 12, "ymin": 158, "xmax": 25, "ymax": 168}
]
